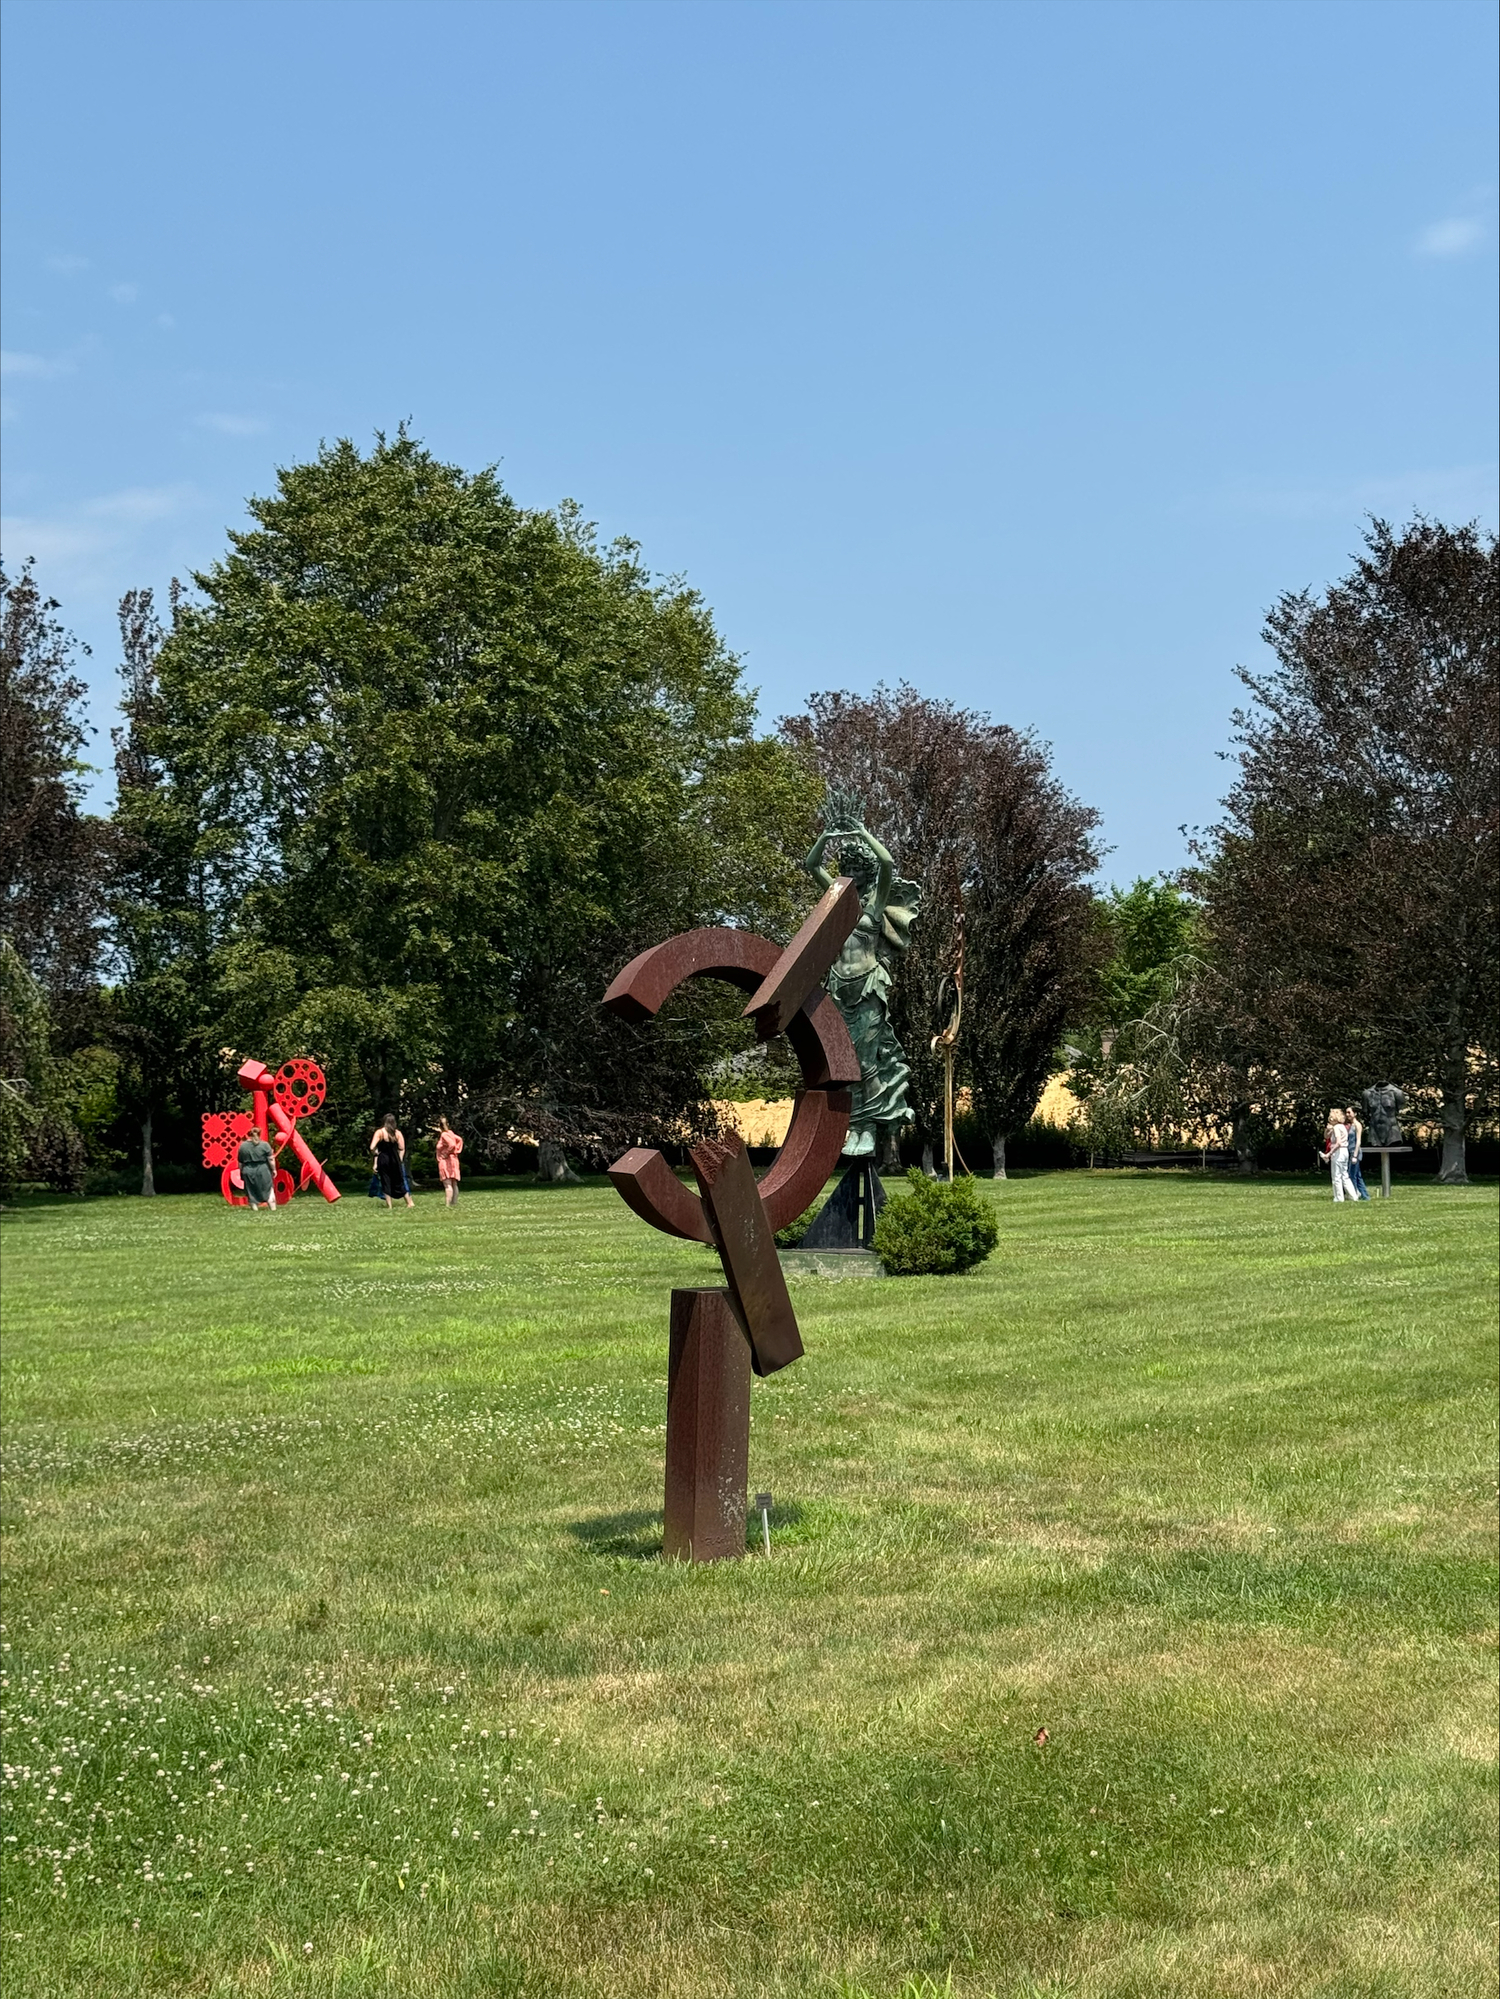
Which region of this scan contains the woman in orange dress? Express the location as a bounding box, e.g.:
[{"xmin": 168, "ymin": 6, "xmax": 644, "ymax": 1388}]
[{"xmin": 435, "ymin": 1116, "xmax": 464, "ymax": 1207}]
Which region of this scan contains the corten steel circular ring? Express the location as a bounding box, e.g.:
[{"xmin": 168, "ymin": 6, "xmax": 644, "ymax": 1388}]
[{"xmin": 602, "ymin": 927, "xmax": 859, "ymax": 1240}]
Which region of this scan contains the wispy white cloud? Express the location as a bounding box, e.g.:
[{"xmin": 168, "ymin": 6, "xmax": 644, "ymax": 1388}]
[
  {"xmin": 0, "ymin": 483, "xmax": 202, "ymax": 603},
  {"xmin": 46, "ymin": 253, "xmax": 89, "ymax": 274},
  {"xmin": 196, "ymin": 412, "xmax": 266, "ymax": 437},
  {"xmin": 109, "ymin": 281, "xmax": 140, "ymax": 304},
  {"xmin": 85, "ymin": 486, "xmax": 194, "ymax": 525},
  {"xmin": 0, "ymin": 349, "xmax": 75, "ymax": 380},
  {"xmin": 1415, "ymin": 216, "xmax": 1485, "ymax": 258},
  {"xmin": 1204, "ymin": 463, "xmax": 1499, "ymax": 525},
  {"xmin": 156, "ymin": 313, "xmax": 176, "ymax": 331}
]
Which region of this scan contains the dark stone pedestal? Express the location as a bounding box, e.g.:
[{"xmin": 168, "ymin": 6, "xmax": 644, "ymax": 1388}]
[
  {"xmin": 664, "ymin": 1288, "xmax": 750, "ymax": 1562},
  {"xmin": 800, "ymin": 1159, "xmax": 887, "ymax": 1250}
]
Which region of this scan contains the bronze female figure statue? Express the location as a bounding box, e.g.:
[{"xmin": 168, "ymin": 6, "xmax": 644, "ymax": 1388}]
[{"xmin": 803, "ymin": 794, "xmax": 920, "ymax": 1159}]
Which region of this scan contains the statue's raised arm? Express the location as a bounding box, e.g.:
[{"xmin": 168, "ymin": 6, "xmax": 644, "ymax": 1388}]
[
  {"xmin": 845, "ymin": 822, "xmax": 895, "ymax": 928},
  {"xmin": 803, "ymin": 826, "xmax": 838, "ymax": 893}
]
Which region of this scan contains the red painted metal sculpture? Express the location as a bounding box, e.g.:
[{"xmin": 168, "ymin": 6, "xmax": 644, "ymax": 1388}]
[
  {"xmin": 601, "ymin": 879, "xmax": 863, "ymax": 1560},
  {"xmin": 200, "ymin": 1058, "xmax": 341, "ymax": 1206}
]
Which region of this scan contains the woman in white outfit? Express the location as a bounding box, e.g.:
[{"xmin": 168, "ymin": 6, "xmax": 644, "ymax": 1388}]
[{"xmin": 1324, "ymin": 1109, "xmax": 1358, "ymax": 1203}]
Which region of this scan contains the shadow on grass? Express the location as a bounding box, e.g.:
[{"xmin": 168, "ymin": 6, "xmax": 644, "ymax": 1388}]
[
  {"xmin": 570, "ymin": 1499, "xmax": 812, "ymax": 1561},
  {"xmin": 569, "ymin": 1509, "xmax": 664, "ymax": 1560}
]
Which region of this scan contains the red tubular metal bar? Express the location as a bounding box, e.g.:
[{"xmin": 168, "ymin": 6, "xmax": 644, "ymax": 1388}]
[{"xmin": 267, "ymin": 1099, "xmax": 341, "ymax": 1202}]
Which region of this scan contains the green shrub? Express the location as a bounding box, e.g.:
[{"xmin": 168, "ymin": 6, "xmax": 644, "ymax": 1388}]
[{"xmin": 872, "ymin": 1170, "xmax": 999, "ymax": 1275}]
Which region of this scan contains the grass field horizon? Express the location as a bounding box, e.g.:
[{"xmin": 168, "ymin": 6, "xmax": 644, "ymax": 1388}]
[{"xmin": 2, "ymin": 1170, "xmax": 1495, "ymax": 1997}]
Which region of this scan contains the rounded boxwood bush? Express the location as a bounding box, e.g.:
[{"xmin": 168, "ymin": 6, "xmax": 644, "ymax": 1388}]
[{"xmin": 872, "ymin": 1169, "xmax": 999, "ymax": 1275}]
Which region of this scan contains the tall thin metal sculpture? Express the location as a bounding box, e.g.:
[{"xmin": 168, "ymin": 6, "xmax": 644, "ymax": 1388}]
[
  {"xmin": 930, "ymin": 901, "xmax": 965, "ymax": 1183},
  {"xmin": 601, "ymin": 882, "xmax": 863, "ymax": 1561}
]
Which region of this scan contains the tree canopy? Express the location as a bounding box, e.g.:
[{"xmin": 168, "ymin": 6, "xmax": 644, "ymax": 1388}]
[
  {"xmin": 114, "ymin": 432, "xmax": 819, "ymax": 1164},
  {"xmin": 0, "ymin": 561, "xmax": 106, "ymax": 1040},
  {"xmin": 1193, "ymin": 517, "xmax": 1498, "ymax": 1180},
  {"xmin": 1094, "ymin": 878, "xmax": 1196, "ymax": 1033},
  {"xmin": 782, "ymin": 685, "xmax": 1103, "ymax": 1172}
]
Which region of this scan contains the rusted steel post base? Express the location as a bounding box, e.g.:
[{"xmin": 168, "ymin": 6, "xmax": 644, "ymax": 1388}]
[{"xmin": 664, "ymin": 1288, "xmax": 751, "ymax": 1562}]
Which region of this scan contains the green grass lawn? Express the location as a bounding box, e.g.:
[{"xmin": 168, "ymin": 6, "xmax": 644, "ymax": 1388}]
[{"xmin": 2, "ymin": 1170, "xmax": 1495, "ymax": 1999}]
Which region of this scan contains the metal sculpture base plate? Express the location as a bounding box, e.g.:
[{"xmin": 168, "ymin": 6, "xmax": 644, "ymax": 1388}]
[
  {"xmin": 779, "ymin": 1248, "xmax": 884, "ymax": 1279},
  {"xmin": 799, "ymin": 1159, "xmax": 886, "ymax": 1250},
  {"xmin": 665, "ymin": 1288, "xmax": 750, "ymax": 1562}
]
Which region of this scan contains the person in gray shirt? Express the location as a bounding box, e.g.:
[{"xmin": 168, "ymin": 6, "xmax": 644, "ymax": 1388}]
[{"xmin": 236, "ymin": 1131, "xmax": 277, "ymax": 1210}]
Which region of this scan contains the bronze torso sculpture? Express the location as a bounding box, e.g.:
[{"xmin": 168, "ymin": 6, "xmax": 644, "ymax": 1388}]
[
  {"xmin": 1361, "ymin": 1082, "xmax": 1405, "ymax": 1147},
  {"xmin": 803, "ymin": 799, "xmax": 920, "ymax": 1159}
]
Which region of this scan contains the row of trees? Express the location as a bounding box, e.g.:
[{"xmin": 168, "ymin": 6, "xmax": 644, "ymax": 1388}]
[
  {"xmin": 1070, "ymin": 521, "xmax": 1498, "ymax": 1182},
  {"xmin": 2, "ymin": 434, "xmax": 1494, "ymax": 1195}
]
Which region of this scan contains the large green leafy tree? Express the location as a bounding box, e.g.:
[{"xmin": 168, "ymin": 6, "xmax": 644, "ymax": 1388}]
[
  {"xmin": 1093, "ymin": 878, "xmax": 1196, "ymax": 1034},
  {"xmin": 1064, "ymin": 878, "xmax": 1201, "ymax": 1153},
  {"xmin": 109, "ymin": 584, "xmax": 223, "ymax": 1194},
  {"xmin": 0, "ymin": 938, "xmax": 89, "ymax": 1196},
  {"xmin": 1193, "ymin": 518, "xmax": 1498, "ymax": 1182},
  {"xmin": 0, "ymin": 562, "xmax": 106, "ymax": 1042},
  {"xmin": 119, "ymin": 433, "xmax": 816, "ymax": 1167},
  {"xmin": 0, "ymin": 563, "xmax": 110, "ymax": 1191}
]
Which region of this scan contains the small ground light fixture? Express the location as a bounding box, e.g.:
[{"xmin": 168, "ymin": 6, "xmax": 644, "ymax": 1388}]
[{"xmin": 755, "ymin": 1492, "xmax": 773, "ymax": 1555}]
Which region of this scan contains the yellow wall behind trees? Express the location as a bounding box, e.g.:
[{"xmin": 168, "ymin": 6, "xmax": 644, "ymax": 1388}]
[{"xmin": 715, "ymin": 1073, "xmax": 1085, "ymax": 1150}]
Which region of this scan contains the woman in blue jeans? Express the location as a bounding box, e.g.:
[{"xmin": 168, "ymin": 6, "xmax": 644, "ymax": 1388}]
[{"xmin": 1344, "ymin": 1106, "xmax": 1370, "ymax": 1200}]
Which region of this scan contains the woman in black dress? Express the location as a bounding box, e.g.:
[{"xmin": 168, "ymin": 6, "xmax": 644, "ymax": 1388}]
[{"xmin": 369, "ymin": 1113, "xmax": 415, "ymax": 1210}]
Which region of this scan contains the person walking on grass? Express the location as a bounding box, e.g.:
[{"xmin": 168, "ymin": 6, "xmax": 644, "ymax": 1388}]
[
  {"xmin": 435, "ymin": 1115, "xmax": 464, "ymax": 1207},
  {"xmin": 1322, "ymin": 1109, "xmax": 1358, "ymax": 1204},
  {"xmin": 370, "ymin": 1112, "xmax": 415, "ymax": 1211},
  {"xmin": 236, "ymin": 1128, "xmax": 278, "ymax": 1212},
  {"xmin": 1345, "ymin": 1104, "xmax": 1371, "ymax": 1200}
]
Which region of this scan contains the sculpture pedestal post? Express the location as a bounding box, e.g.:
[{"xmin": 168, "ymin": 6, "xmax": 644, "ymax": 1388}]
[
  {"xmin": 800, "ymin": 1159, "xmax": 887, "ymax": 1249},
  {"xmin": 1365, "ymin": 1145, "xmax": 1412, "ymax": 1200},
  {"xmin": 664, "ymin": 1289, "xmax": 751, "ymax": 1562}
]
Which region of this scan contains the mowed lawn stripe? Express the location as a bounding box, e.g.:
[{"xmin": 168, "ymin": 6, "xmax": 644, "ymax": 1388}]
[{"xmin": 1, "ymin": 1172, "xmax": 1494, "ymax": 1998}]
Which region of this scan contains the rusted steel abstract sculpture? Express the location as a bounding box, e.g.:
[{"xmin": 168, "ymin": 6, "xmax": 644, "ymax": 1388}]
[
  {"xmin": 602, "ymin": 880, "xmax": 863, "ymax": 1561},
  {"xmin": 200, "ymin": 1057, "xmax": 341, "ymax": 1207}
]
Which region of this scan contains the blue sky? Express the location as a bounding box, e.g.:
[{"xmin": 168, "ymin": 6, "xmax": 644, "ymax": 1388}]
[{"xmin": 2, "ymin": 0, "xmax": 1495, "ymax": 883}]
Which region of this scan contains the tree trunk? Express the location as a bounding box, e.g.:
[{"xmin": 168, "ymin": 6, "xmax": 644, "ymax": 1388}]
[
  {"xmin": 140, "ymin": 1109, "xmax": 155, "ymax": 1197},
  {"xmin": 1437, "ymin": 1012, "xmax": 1468, "ymax": 1185},
  {"xmin": 879, "ymin": 1126, "xmax": 903, "ymax": 1172},
  {"xmin": 991, "ymin": 1131, "xmax": 1007, "ymax": 1180},
  {"xmin": 920, "ymin": 1140, "xmax": 936, "ymax": 1177},
  {"xmin": 1230, "ymin": 1099, "xmax": 1256, "ymax": 1174},
  {"xmin": 536, "ymin": 1138, "xmax": 579, "ymax": 1185}
]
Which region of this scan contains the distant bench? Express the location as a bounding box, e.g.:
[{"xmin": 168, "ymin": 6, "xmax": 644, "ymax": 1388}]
[{"xmin": 1119, "ymin": 1150, "xmax": 1238, "ymax": 1168}]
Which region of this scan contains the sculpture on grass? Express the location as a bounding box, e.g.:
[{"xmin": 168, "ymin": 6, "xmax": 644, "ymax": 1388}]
[
  {"xmin": 803, "ymin": 794, "xmax": 920, "ymax": 1160},
  {"xmin": 200, "ymin": 1058, "xmax": 341, "ymax": 1207},
  {"xmin": 601, "ymin": 880, "xmax": 864, "ymax": 1561},
  {"xmin": 1361, "ymin": 1082, "xmax": 1406, "ymax": 1147}
]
